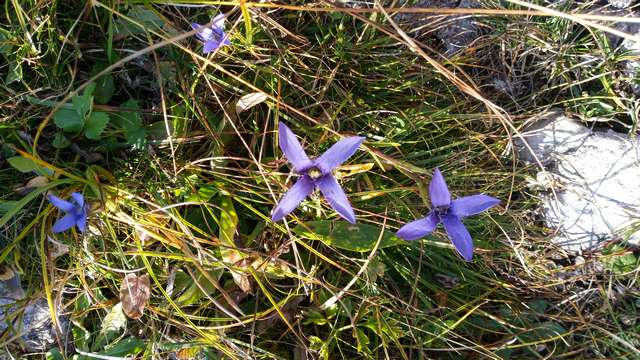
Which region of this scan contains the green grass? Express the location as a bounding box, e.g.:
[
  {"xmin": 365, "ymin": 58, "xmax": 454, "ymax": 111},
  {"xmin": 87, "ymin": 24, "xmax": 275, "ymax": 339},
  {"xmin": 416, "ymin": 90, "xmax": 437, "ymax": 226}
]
[{"xmin": 1, "ymin": 0, "xmax": 640, "ymax": 358}]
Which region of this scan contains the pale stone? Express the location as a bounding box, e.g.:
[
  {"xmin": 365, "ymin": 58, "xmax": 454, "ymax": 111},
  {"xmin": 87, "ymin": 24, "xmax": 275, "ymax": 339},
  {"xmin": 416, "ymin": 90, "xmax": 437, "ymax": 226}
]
[{"xmin": 515, "ymin": 111, "xmax": 640, "ymax": 253}]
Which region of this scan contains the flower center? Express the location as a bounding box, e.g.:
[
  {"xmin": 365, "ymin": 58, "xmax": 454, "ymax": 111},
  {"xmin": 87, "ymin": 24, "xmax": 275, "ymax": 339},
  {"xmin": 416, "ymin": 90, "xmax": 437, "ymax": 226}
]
[
  {"xmin": 435, "ymin": 205, "xmax": 450, "ymax": 216},
  {"xmin": 306, "ymin": 167, "xmax": 323, "ymax": 180}
]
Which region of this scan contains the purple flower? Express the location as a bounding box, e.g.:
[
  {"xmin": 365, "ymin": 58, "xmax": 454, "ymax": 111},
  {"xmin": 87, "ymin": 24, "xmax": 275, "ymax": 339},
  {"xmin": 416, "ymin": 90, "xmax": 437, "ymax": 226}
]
[
  {"xmin": 271, "ymin": 122, "xmax": 365, "ymax": 224},
  {"xmin": 47, "ymin": 192, "xmax": 88, "ymax": 233},
  {"xmin": 396, "ymin": 168, "xmax": 499, "ymax": 261},
  {"xmin": 191, "ymin": 14, "xmax": 231, "ymax": 54}
]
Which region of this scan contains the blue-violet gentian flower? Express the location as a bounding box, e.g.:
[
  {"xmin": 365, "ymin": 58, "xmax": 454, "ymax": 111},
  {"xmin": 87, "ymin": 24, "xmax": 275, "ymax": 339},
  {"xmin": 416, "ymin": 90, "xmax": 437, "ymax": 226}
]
[
  {"xmin": 396, "ymin": 168, "xmax": 499, "ymax": 261},
  {"xmin": 191, "ymin": 14, "xmax": 231, "ymax": 54},
  {"xmin": 271, "ymin": 122, "xmax": 365, "ymax": 224},
  {"xmin": 47, "ymin": 192, "xmax": 88, "ymax": 233}
]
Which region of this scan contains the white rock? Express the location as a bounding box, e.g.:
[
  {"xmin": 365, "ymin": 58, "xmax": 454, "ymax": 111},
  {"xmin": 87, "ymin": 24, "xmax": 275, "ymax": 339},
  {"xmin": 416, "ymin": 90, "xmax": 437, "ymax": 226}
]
[
  {"xmin": 515, "ymin": 111, "xmax": 640, "ymax": 253},
  {"xmin": 0, "ymin": 278, "xmax": 70, "ymax": 352},
  {"xmin": 610, "ymin": 0, "xmax": 634, "ymax": 9}
]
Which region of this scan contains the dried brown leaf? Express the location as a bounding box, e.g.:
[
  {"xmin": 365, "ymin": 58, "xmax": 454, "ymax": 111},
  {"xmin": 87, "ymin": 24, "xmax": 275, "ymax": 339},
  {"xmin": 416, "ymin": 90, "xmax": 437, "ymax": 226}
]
[
  {"xmin": 119, "ymin": 273, "xmax": 151, "ymax": 319},
  {"xmin": 235, "ymin": 92, "xmax": 267, "ymax": 115},
  {"xmin": 14, "ymin": 176, "xmax": 48, "ymax": 195}
]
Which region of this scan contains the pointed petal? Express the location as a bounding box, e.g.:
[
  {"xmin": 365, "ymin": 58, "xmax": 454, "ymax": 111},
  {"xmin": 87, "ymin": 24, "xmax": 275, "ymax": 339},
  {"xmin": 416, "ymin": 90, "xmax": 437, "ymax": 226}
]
[
  {"xmin": 76, "ymin": 213, "xmax": 87, "ymax": 233},
  {"xmin": 278, "ymin": 122, "xmax": 312, "ymax": 172},
  {"xmin": 203, "ymin": 39, "xmax": 222, "ymax": 53},
  {"xmin": 396, "ymin": 212, "xmax": 439, "ymax": 240},
  {"xmin": 451, "ymin": 195, "xmax": 500, "ymax": 218},
  {"xmin": 221, "ymin": 35, "xmax": 231, "ymax": 46},
  {"xmin": 191, "ymin": 23, "xmax": 213, "ymax": 42},
  {"xmin": 212, "ymin": 14, "xmax": 226, "ymax": 28},
  {"xmin": 315, "ymin": 136, "xmax": 365, "ymax": 174},
  {"xmin": 271, "ymin": 176, "xmax": 315, "ymax": 222},
  {"xmin": 52, "ymin": 213, "xmax": 77, "ymax": 233},
  {"xmin": 47, "ymin": 195, "xmax": 74, "ymax": 213},
  {"xmin": 71, "ymin": 192, "xmax": 84, "ymax": 209},
  {"xmin": 429, "ymin": 167, "xmax": 451, "ymax": 208},
  {"xmin": 442, "ymin": 214, "xmax": 474, "ymax": 261},
  {"xmin": 316, "ymin": 175, "xmax": 356, "ymax": 223}
]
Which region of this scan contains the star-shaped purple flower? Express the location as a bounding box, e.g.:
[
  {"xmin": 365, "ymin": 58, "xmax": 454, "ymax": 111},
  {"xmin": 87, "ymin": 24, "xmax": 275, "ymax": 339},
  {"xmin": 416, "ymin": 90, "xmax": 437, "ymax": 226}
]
[
  {"xmin": 191, "ymin": 14, "xmax": 231, "ymax": 54},
  {"xmin": 47, "ymin": 192, "xmax": 88, "ymax": 233},
  {"xmin": 271, "ymin": 122, "xmax": 365, "ymax": 224},
  {"xmin": 396, "ymin": 168, "xmax": 499, "ymax": 261}
]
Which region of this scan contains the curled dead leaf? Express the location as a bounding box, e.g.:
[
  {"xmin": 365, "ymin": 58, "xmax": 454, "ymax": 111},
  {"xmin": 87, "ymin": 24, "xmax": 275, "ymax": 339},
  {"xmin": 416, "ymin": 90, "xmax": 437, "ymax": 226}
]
[
  {"xmin": 235, "ymin": 92, "xmax": 268, "ymax": 116},
  {"xmin": 14, "ymin": 176, "xmax": 48, "ymax": 195},
  {"xmin": 119, "ymin": 273, "xmax": 151, "ymax": 319},
  {"xmin": 334, "ymin": 163, "xmax": 374, "ymax": 179}
]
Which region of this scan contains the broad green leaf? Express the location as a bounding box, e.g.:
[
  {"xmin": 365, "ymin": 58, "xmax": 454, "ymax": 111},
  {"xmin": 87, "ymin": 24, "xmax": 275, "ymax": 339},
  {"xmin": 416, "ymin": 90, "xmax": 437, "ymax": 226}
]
[
  {"xmin": 293, "ymin": 221, "xmax": 405, "ymax": 252},
  {"xmin": 6, "ymin": 60, "xmax": 22, "ymax": 84},
  {"xmin": 114, "ymin": 6, "xmax": 165, "ymax": 36},
  {"xmin": 91, "ymin": 63, "xmax": 115, "ymax": 104},
  {"xmin": 112, "ymin": 99, "xmax": 146, "ymax": 149},
  {"xmin": 72, "ymin": 93, "xmax": 93, "ymax": 119},
  {"xmin": 174, "ymin": 269, "xmax": 223, "ymax": 305},
  {"xmin": 218, "ymin": 196, "xmax": 251, "ymax": 291},
  {"xmin": 101, "ymin": 303, "xmax": 127, "ymax": 334},
  {"xmin": 53, "ymin": 108, "xmax": 84, "ymax": 133},
  {"xmin": 45, "ymin": 347, "xmax": 64, "ymax": 360},
  {"xmin": 99, "ymin": 337, "xmax": 145, "ymax": 356},
  {"xmin": 186, "ymin": 184, "xmax": 218, "ymax": 202},
  {"xmin": 7, "ymin": 156, "xmax": 40, "ymax": 173},
  {"xmin": 521, "ymin": 321, "xmax": 567, "ymax": 343},
  {"xmin": 0, "ymin": 29, "xmax": 13, "ymax": 55},
  {"xmin": 93, "ymin": 303, "xmax": 127, "ymax": 351},
  {"xmin": 52, "ymin": 132, "xmax": 71, "ymax": 149},
  {"xmin": 84, "ymin": 111, "xmax": 110, "ymax": 139}
]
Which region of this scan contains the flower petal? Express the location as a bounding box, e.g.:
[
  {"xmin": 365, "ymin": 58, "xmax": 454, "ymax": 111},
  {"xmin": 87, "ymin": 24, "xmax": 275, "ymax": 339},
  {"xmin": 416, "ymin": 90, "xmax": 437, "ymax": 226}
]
[
  {"xmin": 76, "ymin": 213, "xmax": 87, "ymax": 233},
  {"xmin": 451, "ymin": 195, "xmax": 500, "ymax": 218},
  {"xmin": 396, "ymin": 212, "xmax": 439, "ymax": 240},
  {"xmin": 203, "ymin": 39, "xmax": 222, "ymax": 54},
  {"xmin": 71, "ymin": 192, "xmax": 85, "ymax": 209},
  {"xmin": 52, "ymin": 213, "xmax": 77, "ymax": 233},
  {"xmin": 278, "ymin": 122, "xmax": 312, "ymax": 172},
  {"xmin": 212, "ymin": 14, "xmax": 226, "ymax": 29},
  {"xmin": 191, "ymin": 23, "xmax": 213, "ymax": 42},
  {"xmin": 47, "ymin": 195, "xmax": 74, "ymax": 213},
  {"xmin": 271, "ymin": 176, "xmax": 315, "ymax": 222},
  {"xmin": 442, "ymin": 214, "xmax": 474, "ymax": 261},
  {"xmin": 315, "ymin": 136, "xmax": 365, "ymax": 174},
  {"xmin": 429, "ymin": 167, "xmax": 451, "ymax": 208},
  {"xmin": 316, "ymin": 175, "xmax": 356, "ymax": 223}
]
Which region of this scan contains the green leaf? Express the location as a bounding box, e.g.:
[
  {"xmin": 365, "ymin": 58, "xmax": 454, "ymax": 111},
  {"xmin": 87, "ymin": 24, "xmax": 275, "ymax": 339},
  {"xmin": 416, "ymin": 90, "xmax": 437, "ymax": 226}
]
[
  {"xmin": 114, "ymin": 6, "xmax": 165, "ymax": 36},
  {"xmin": 45, "ymin": 347, "xmax": 64, "ymax": 360},
  {"xmin": 84, "ymin": 111, "xmax": 110, "ymax": 139},
  {"xmin": 52, "ymin": 132, "xmax": 71, "ymax": 149},
  {"xmin": 8, "ymin": 156, "xmax": 40, "ymax": 173},
  {"xmin": 94, "ymin": 303, "xmax": 127, "ymax": 351},
  {"xmin": 293, "ymin": 221, "xmax": 405, "ymax": 252},
  {"xmin": 53, "ymin": 108, "xmax": 84, "ymax": 133},
  {"xmin": 112, "ymin": 99, "xmax": 146, "ymax": 149},
  {"xmin": 0, "ymin": 200, "xmax": 19, "ymax": 214},
  {"xmin": 219, "ymin": 196, "xmax": 238, "ymax": 251},
  {"xmin": 0, "ymin": 29, "xmax": 13, "ymax": 55},
  {"xmin": 92, "ymin": 63, "xmax": 115, "ymax": 104},
  {"xmin": 5, "ymin": 60, "xmax": 22, "ymax": 84},
  {"xmin": 72, "ymin": 93, "xmax": 93, "ymax": 119},
  {"xmin": 99, "ymin": 337, "xmax": 145, "ymax": 356}
]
